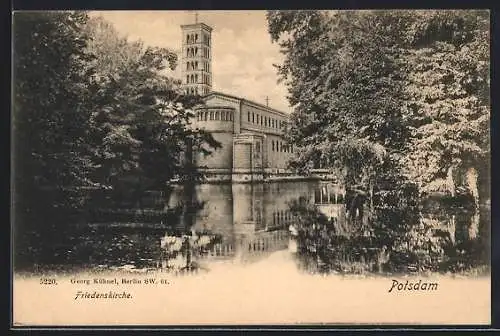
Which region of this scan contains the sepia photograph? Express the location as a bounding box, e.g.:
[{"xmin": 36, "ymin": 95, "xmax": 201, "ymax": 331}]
[{"xmin": 12, "ymin": 9, "xmax": 490, "ymax": 326}]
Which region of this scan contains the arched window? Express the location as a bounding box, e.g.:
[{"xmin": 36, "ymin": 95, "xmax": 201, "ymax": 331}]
[
  {"xmin": 247, "ymin": 111, "xmax": 251, "ymax": 122},
  {"xmin": 229, "ymin": 111, "xmax": 233, "ymax": 121},
  {"xmin": 204, "ymin": 111, "xmax": 208, "ymax": 121},
  {"xmin": 187, "ymin": 35, "xmax": 190, "ymax": 43},
  {"xmin": 215, "ymin": 111, "xmax": 219, "ymax": 120},
  {"xmin": 195, "ymin": 34, "xmax": 198, "ymax": 42},
  {"xmin": 195, "ymin": 47, "xmax": 198, "ymax": 56},
  {"xmin": 195, "ymin": 87, "xmax": 198, "ymax": 95},
  {"xmin": 252, "ymin": 112, "xmax": 255, "ymax": 123},
  {"xmin": 272, "ymin": 141, "xmax": 275, "ymax": 151},
  {"xmin": 195, "ymin": 74, "xmax": 198, "ymax": 83}
]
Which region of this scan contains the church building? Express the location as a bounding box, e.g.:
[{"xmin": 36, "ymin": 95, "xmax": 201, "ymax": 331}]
[{"xmin": 181, "ymin": 20, "xmax": 295, "ymax": 182}]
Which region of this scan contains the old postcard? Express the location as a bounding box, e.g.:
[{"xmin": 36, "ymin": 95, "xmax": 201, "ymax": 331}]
[{"xmin": 12, "ymin": 10, "xmax": 490, "ymax": 326}]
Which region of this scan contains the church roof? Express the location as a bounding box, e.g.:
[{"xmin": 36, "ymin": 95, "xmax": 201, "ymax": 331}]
[{"xmin": 203, "ymin": 91, "xmax": 289, "ymax": 117}]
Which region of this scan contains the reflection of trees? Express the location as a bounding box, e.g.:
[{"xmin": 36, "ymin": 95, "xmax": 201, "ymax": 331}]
[
  {"xmin": 289, "ymin": 197, "xmax": 383, "ymax": 274},
  {"xmin": 289, "ymin": 183, "xmax": 489, "ymax": 275},
  {"xmin": 157, "ymin": 179, "xmax": 222, "ymax": 272},
  {"xmin": 159, "ymin": 231, "xmax": 219, "ymax": 271}
]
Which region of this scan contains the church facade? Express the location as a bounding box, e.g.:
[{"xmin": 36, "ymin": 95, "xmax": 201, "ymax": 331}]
[{"xmin": 181, "ymin": 20, "xmax": 299, "ymax": 183}]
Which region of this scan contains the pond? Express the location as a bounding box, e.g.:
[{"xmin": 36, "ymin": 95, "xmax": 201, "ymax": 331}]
[{"xmin": 17, "ymin": 181, "xmax": 490, "ymax": 275}]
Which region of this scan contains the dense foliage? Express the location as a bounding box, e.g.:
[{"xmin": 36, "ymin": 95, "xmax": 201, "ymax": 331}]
[
  {"xmin": 267, "ymin": 10, "xmax": 489, "ymax": 203},
  {"xmin": 268, "ymin": 10, "xmax": 490, "ymax": 273},
  {"xmin": 13, "ymin": 11, "xmax": 219, "ymax": 267}
]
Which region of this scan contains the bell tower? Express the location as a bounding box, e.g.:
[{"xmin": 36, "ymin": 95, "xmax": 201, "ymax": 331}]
[{"xmin": 181, "ymin": 14, "xmax": 213, "ymax": 96}]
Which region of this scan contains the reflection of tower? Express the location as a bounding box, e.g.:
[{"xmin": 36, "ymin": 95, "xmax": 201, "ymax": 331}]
[
  {"xmin": 232, "ymin": 184, "xmax": 259, "ymax": 229},
  {"xmin": 181, "ymin": 16, "xmax": 213, "ymax": 96}
]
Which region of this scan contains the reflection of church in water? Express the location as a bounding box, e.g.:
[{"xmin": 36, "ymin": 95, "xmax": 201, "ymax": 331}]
[{"xmin": 167, "ymin": 181, "xmax": 347, "ymax": 263}]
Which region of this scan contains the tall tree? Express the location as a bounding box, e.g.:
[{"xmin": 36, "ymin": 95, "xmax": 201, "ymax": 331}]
[
  {"xmin": 267, "ymin": 10, "xmax": 412, "ymax": 213},
  {"xmin": 13, "ymin": 11, "xmax": 97, "ymax": 265},
  {"xmin": 83, "ymin": 16, "xmax": 220, "ymax": 203},
  {"xmin": 402, "ymin": 10, "xmax": 490, "ymax": 207}
]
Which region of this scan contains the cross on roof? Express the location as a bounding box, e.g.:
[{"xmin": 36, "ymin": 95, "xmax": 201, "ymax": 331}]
[{"xmin": 195, "ymin": 11, "xmax": 199, "ymax": 24}]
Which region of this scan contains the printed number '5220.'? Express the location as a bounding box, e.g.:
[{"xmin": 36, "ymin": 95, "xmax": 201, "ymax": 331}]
[{"xmin": 40, "ymin": 278, "xmax": 57, "ymax": 285}]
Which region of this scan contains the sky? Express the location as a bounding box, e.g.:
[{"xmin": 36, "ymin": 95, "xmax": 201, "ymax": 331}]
[{"xmin": 89, "ymin": 11, "xmax": 291, "ymax": 113}]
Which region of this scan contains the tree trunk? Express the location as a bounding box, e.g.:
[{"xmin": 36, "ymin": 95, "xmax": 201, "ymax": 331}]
[
  {"xmin": 446, "ymin": 166, "xmax": 456, "ymax": 197},
  {"xmin": 468, "ymin": 210, "xmax": 480, "ymax": 240},
  {"xmin": 465, "ymin": 166, "xmax": 480, "ymax": 209},
  {"xmin": 369, "ymin": 182, "xmax": 374, "ymax": 212},
  {"xmin": 449, "ymin": 214, "xmax": 456, "ymax": 245}
]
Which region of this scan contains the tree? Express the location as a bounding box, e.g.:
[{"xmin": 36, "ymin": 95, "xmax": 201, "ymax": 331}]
[
  {"xmin": 267, "ymin": 10, "xmax": 412, "ymax": 217},
  {"xmin": 13, "ymin": 11, "xmax": 97, "ymax": 265},
  {"xmin": 83, "ymin": 16, "xmax": 220, "ymax": 204},
  {"xmin": 13, "ymin": 12, "xmax": 221, "ymax": 267},
  {"xmin": 402, "ymin": 10, "xmax": 490, "ymax": 208}
]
